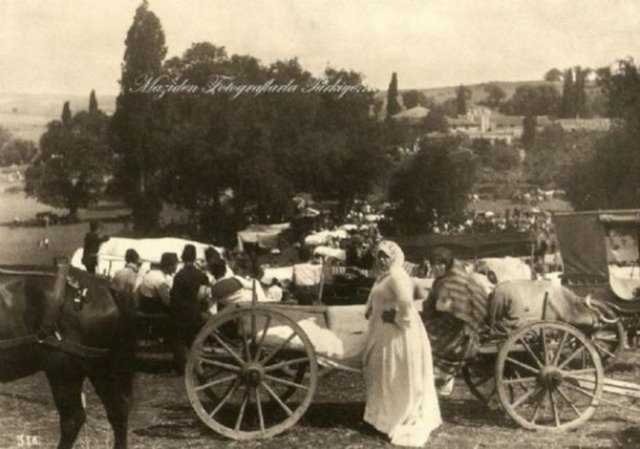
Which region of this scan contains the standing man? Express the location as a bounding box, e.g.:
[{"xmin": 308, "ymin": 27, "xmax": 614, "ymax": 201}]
[
  {"xmin": 170, "ymin": 244, "xmax": 210, "ymax": 374},
  {"xmin": 82, "ymin": 220, "xmax": 110, "ymax": 274}
]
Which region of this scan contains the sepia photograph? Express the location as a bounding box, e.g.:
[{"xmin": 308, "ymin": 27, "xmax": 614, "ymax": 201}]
[{"xmin": 1, "ymin": 1, "xmax": 640, "ymax": 448}]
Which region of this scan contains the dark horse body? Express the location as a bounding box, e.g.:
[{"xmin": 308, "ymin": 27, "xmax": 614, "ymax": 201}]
[{"xmin": 0, "ymin": 264, "xmax": 135, "ymax": 449}]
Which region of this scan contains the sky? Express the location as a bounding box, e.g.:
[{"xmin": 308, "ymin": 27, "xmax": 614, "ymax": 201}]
[{"xmin": 2, "ymin": 0, "xmax": 640, "ymax": 95}]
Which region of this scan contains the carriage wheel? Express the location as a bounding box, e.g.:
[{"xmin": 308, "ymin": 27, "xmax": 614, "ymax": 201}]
[
  {"xmin": 462, "ymin": 359, "xmax": 500, "ymax": 409},
  {"xmin": 590, "ymin": 319, "xmax": 625, "ymax": 370},
  {"xmin": 496, "ymin": 321, "xmax": 604, "ymax": 431},
  {"xmin": 186, "ymin": 306, "xmax": 319, "ymax": 440}
]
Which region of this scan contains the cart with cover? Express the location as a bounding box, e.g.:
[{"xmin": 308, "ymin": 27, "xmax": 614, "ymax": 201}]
[
  {"xmin": 184, "ymin": 292, "xmax": 615, "ymax": 440},
  {"xmin": 552, "ymin": 210, "xmax": 640, "ymax": 346}
]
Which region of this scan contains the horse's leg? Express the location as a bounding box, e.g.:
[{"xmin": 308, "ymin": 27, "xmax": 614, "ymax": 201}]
[
  {"xmin": 89, "ymin": 372, "xmax": 132, "ymax": 449},
  {"xmin": 46, "ymin": 370, "xmax": 86, "ymax": 449}
]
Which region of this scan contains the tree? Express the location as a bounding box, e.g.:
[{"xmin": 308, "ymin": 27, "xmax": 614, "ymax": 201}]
[
  {"xmin": 61, "ymin": 102, "xmax": 72, "ymax": 127},
  {"xmin": 0, "ymin": 139, "xmax": 37, "ymax": 166},
  {"xmin": 483, "ymin": 83, "xmax": 506, "ymax": 108},
  {"xmin": 388, "ymin": 136, "xmax": 477, "ymax": 233},
  {"xmin": 25, "ymin": 110, "xmax": 112, "ymax": 218},
  {"xmin": 574, "ymin": 66, "xmax": 591, "ymax": 118},
  {"xmin": 423, "ymin": 105, "xmax": 449, "ymax": 133},
  {"xmin": 455, "ymin": 84, "xmax": 471, "ymax": 115},
  {"xmin": 89, "ymin": 90, "xmax": 98, "ymax": 114},
  {"xmin": 501, "ymin": 85, "xmax": 560, "ymax": 116},
  {"xmin": 402, "ymin": 89, "xmax": 428, "ymax": 109},
  {"xmin": 522, "ymin": 114, "xmax": 537, "ymax": 149},
  {"xmin": 110, "ymin": 0, "xmax": 168, "ymax": 231},
  {"xmin": 561, "ymin": 58, "xmax": 640, "ymax": 209},
  {"xmin": 0, "ymin": 126, "xmax": 12, "ymax": 152},
  {"xmin": 544, "ymin": 68, "xmax": 563, "ymax": 82},
  {"xmin": 386, "ymin": 72, "xmax": 401, "ymax": 119},
  {"xmin": 560, "ymin": 68, "xmax": 575, "ymax": 118}
]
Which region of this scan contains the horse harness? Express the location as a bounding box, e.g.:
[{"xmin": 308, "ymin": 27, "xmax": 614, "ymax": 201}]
[{"xmin": 0, "ymin": 266, "xmax": 110, "ymax": 358}]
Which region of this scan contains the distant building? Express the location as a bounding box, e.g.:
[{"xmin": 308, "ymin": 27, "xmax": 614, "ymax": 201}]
[{"xmin": 555, "ymin": 118, "xmax": 611, "ymax": 132}]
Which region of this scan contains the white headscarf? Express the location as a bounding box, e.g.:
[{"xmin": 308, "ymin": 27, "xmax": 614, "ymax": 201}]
[{"xmin": 375, "ymin": 240, "xmax": 405, "ymax": 277}]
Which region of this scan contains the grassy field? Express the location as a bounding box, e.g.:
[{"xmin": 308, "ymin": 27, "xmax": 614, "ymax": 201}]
[{"xmin": 0, "ymin": 354, "xmax": 639, "ymax": 449}]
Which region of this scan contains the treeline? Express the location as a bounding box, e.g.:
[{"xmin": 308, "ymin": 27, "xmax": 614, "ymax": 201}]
[{"xmin": 26, "ymin": 1, "xmax": 391, "ymax": 244}]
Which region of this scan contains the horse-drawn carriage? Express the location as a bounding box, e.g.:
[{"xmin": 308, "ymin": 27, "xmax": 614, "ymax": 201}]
[
  {"xmin": 183, "ymin": 286, "xmax": 620, "ymax": 440},
  {"xmin": 56, "ymin": 228, "xmax": 634, "ymax": 441},
  {"xmin": 553, "ymin": 209, "xmax": 640, "ymax": 346}
]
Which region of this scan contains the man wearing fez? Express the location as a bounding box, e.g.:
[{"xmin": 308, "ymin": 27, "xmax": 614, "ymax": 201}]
[{"xmin": 169, "ymin": 244, "xmax": 210, "ymax": 374}]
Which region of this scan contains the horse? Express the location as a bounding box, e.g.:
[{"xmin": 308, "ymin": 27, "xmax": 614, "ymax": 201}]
[{"xmin": 0, "ymin": 262, "xmax": 136, "ymax": 449}]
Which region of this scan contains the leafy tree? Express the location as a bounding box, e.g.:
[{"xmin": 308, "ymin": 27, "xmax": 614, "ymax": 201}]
[
  {"xmin": 110, "ymin": 0, "xmax": 168, "ymax": 231},
  {"xmin": 423, "ymin": 105, "xmax": 449, "ymax": 133},
  {"xmin": 522, "ymin": 114, "xmax": 537, "ymax": 149},
  {"xmin": 544, "ymin": 68, "xmax": 563, "ymax": 82},
  {"xmin": 25, "ymin": 110, "xmax": 112, "ymax": 217},
  {"xmin": 526, "ymin": 125, "xmax": 598, "ymax": 188},
  {"xmin": 0, "ymin": 139, "xmax": 37, "ymax": 166},
  {"xmin": 455, "ymin": 84, "xmax": 471, "ymax": 115},
  {"xmin": 562, "ymin": 58, "xmax": 640, "ymax": 209},
  {"xmin": 487, "ymin": 142, "xmax": 520, "ymax": 172},
  {"xmin": 386, "ymin": 72, "xmax": 401, "ymax": 119},
  {"xmin": 574, "ymin": 66, "xmax": 591, "ymax": 118},
  {"xmin": 402, "ymin": 89, "xmax": 428, "ymax": 109},
  {"xmin": 483, "ymin": 83, "xmax": 506, "ymax": 108},
  {"xmin": 89, "ymin": 90, "xmax": 98, "ymax": 114},
  {"xmin": 0, "ymin": 126, "xmax": 12, "ymax": 152},
  {"xmin": 501, "ymin": 85, "xmax": 560, "ymax": 116},
  {"xmin": 388, "ymin": 136, "xmax": 477, "ymax": 233}
]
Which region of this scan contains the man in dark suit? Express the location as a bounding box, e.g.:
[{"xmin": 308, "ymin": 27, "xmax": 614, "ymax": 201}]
[
  {"xmin": 82, "ymin": 220, "xmax": 110, "ymax": 274},
  {"xmin": 169, "ymin": 244, "xmax": 209, "ymax": 374}
]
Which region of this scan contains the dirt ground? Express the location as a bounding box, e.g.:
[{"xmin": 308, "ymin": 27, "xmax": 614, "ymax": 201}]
[{"xmin": 0, "ymin": 348, "xmax": 639, "ymax": 449}]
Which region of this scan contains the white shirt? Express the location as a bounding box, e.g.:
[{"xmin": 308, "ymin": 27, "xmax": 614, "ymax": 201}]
[{"xmin": 137, "ymin": 269, "xmax": 173, "ymax": 306}]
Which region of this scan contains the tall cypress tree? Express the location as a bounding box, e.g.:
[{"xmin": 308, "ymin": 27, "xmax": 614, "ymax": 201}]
[
  {"xmin": 574, "ymin": 66, "xmax": 588, "ymax": 118},
  {"xmin": 455, "ymin": 84, "xmax": 469, "ymax": 116},
  {"xmin": 61, "ymin": 101, "xmax": 72, "ymax": 126},
  {"xmin": 560, "ymin": 68, "xmax": 575, "ymax": 118},
  {"xmin": 89, "ymin": 90, "xmax": 98, "ymax": 114},
  {"xmin": 522, "ymin": 115, "xmax": 537, "ymax": 149},
  {"xmin": 386, "ymin": 72, "xmax": 401, "ymax": 119},
  {"xmin": 111, "ymin": 0, "xmax": 168, "ymax": 231}
]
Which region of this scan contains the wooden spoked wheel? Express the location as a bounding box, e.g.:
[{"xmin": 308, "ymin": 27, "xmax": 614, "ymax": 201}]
[
  {"xmin": 496, "ymin": 321, "xmax": 604, "ymax": 431},
  {"xmin": 462, "ymin": 357, "xmax": 500, "ymax": 409},
  {"xmin": 186, "ymin": 306, "xmax": 319, "ymax": 440},
  {"xmin": 589, "ymin": 319, "xmax": 625, "ymax": 370}
]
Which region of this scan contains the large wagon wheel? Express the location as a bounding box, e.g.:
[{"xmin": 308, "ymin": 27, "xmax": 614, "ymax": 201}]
[
  {"xmin": 495, "ymin": 321, "xmax": 604, "ymax": 431},
  {"xmin": 590, "ymin": 318, "xmax": 625, "ymax": 370},
  {"xmin": 186, "ymin": 306, "xmax": 319, "ymax": 440}
]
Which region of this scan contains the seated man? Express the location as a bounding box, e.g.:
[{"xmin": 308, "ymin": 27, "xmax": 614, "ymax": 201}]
[
  {"xmin": 111, "ymin": 248, "xmax": 142, "ymax": 299},
  {"xmin": 423, "ymin": 247, "xmax": 490, "ymax": 395},
  {"xmin": 137, "ymin": 252, "xmax": 178, "ymax": 314}
]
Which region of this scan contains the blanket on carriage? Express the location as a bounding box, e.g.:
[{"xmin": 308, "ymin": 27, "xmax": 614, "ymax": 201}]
[
  {"xmin": 422, "ymin": 261, "xmax": 491, "ymax": 375},
  {"xmin": 488, "ymin": 279, "xmax": 598, "ymax": 331}
]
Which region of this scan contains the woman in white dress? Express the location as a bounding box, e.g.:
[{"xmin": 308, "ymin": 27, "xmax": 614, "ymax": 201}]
[{"xmin": 363, "ymin": 240, "xmax": 441, "ymax": 446}]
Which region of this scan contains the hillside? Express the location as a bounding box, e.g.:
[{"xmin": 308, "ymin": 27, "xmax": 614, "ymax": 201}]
[{"xmin": 375, "ymin": 79, "xmax": 603, "ymax": 113}]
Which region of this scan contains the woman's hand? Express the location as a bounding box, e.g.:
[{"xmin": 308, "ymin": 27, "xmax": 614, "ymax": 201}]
[{"xmin": 381, "ymin": 309, "xmax": 396, "ymax": 324}]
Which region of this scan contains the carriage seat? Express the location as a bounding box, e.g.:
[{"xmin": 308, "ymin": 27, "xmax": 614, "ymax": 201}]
[{"xmin": 609, "ymin": 275, "xmax": 640, "ymax": 301}]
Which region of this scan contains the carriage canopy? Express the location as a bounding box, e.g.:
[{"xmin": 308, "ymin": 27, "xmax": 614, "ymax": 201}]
[{"xmin": 553, "ymin": 209, "xmax": 640, "ymax": 278}]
